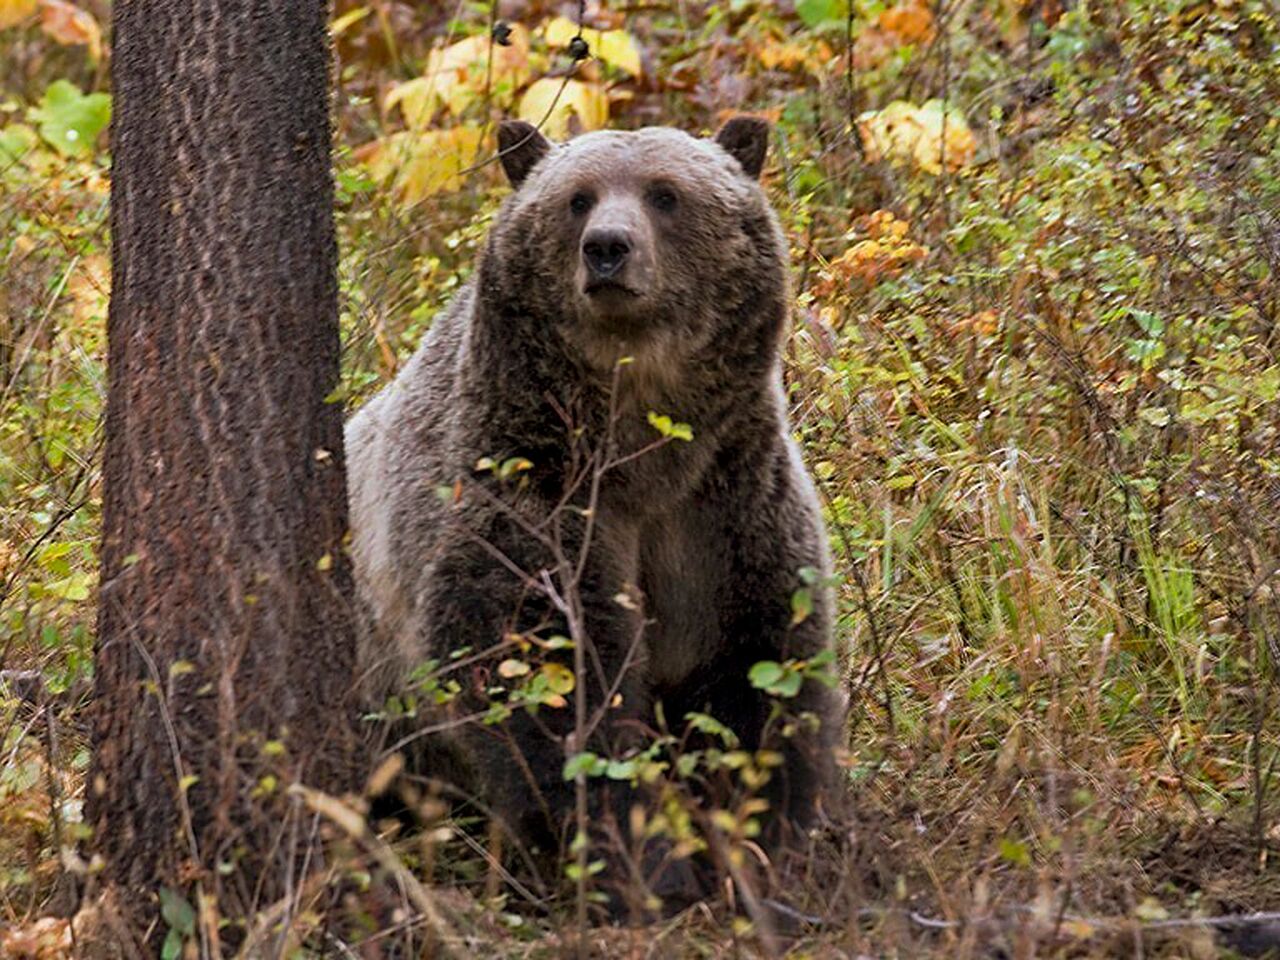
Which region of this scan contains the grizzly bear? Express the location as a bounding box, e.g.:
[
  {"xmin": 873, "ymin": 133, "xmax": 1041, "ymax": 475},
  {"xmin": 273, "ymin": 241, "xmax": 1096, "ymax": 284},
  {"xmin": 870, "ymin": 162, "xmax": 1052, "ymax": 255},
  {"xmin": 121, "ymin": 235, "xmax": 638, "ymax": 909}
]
[{"xmin": 346, "ymin": 117, "xmax": 839, "ymax": 903}]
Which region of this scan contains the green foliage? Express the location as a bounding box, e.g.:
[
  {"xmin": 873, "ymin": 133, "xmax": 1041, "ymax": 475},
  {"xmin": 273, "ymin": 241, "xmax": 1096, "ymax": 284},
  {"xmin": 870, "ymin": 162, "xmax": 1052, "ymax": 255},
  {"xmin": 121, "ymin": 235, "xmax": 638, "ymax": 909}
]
[
  {"xmin": 645, "ymin": 410, "xmax": 693, "ymax": 442},
  {"xmin": 795, "ymin": 0, "xmax": 848, "ymax": 30},
  {"xmin": 749, "ymin": 649, "xmax": 837, "ymax": 698},
  {"xmin": 31, "ymin": 80, "xmax": 110, "ymax": 157},
  {"xmin": 158, "ymin": 886, "xmax": 195, "ymax": 960}
]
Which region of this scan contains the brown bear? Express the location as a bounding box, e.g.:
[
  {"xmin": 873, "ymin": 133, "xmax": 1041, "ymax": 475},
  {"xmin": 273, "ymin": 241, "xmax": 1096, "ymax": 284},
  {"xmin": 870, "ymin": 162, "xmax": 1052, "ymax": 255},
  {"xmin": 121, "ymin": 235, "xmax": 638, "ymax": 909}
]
[{"xmin": 346, "ymin": 117, "xmax": 839, "ymax": 904}]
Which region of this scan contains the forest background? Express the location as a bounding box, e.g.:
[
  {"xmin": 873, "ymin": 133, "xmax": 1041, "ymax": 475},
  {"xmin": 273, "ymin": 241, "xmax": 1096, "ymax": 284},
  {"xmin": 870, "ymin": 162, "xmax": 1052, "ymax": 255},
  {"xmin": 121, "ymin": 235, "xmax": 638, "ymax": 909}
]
[{"xmin": 1, "ymin": 0, "xmax": 1278, "ymax": 956}]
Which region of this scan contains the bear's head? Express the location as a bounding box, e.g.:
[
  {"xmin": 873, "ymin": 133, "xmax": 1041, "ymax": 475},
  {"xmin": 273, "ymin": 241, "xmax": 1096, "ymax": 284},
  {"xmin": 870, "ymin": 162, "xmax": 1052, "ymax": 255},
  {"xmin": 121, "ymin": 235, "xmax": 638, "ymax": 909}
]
[{"xmin": 483, "ymin": 118, "xmax": 787, "ymax": 374}]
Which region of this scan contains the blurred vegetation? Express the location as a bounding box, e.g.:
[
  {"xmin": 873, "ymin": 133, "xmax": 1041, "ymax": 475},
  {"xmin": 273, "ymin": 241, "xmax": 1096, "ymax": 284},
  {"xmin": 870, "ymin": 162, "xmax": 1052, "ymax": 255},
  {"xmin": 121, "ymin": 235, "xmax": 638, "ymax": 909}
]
[{"xmin": 2, "ymin": 0, "xmax": 1279, "ymax": 955}]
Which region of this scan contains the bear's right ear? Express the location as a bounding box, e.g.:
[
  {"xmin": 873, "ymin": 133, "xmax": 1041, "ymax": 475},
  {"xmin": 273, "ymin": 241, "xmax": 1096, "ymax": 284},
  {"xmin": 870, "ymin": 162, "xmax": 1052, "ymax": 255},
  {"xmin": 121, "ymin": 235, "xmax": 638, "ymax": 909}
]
[
  {"xmin": 714, "ymin": 116, "xmax": 770, "ymax": 179},
  {"xmin": 497, "ymin": 120, "xmax": 553, "ymax": 188}
]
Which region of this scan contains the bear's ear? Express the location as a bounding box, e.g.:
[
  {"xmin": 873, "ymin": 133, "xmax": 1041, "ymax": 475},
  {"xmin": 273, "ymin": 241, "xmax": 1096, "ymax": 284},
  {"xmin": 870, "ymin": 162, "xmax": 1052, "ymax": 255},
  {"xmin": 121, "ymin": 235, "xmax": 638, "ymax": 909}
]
[
  {"xmin": 497, "ymin": 120, "xmax": 553, "ymax": 188},
  {"xmin": 714, "ymin": 116, "xmax": 770, "ymax": 179}
]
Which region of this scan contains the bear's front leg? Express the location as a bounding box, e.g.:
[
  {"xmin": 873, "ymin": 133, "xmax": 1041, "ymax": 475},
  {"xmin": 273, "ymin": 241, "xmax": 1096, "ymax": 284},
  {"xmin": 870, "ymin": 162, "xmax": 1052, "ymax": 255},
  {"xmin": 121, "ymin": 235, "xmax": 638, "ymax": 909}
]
[
  {"xmin": 423, "ymin": 504, "xmax": 652, "ymax": 877},
  {"xmin": 662, "ymin": 453, "xmax": 840, "ymax": 846}
]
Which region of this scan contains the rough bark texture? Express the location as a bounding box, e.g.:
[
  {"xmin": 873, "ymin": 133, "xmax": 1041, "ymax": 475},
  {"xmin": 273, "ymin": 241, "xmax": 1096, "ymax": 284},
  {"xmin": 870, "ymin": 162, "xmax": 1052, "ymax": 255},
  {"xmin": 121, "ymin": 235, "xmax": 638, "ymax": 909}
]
[{"xmin": 87, "ymin": 0, "xmax": 354, "ymax": 940}]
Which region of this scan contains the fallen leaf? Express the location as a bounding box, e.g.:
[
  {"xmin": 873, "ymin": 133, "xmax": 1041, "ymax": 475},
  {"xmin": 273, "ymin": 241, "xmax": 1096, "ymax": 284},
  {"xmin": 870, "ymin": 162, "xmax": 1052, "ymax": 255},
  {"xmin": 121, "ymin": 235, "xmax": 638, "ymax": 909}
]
[
  {"xmin": 1, "ymin": 917, "xmax": 72, "ymax": 959},
  {"xmin": 38, "ymin": 0, "xmax": 100, "ymax": 61},
  {"xmin": 879, "ymin": 0, "xmax": 934, "ymax": 44},
  {"xmin": 854, "ymin": 0, "xmax": 934, "ymax": 68}
]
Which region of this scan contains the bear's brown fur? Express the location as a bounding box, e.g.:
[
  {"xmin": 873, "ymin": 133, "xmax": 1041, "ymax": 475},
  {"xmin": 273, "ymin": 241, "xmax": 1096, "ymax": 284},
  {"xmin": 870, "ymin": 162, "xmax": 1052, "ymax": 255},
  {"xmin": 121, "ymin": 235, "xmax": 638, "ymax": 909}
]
[{"xmin": 346, "ymin": 118, "xmax": 839, "ymax": 902}]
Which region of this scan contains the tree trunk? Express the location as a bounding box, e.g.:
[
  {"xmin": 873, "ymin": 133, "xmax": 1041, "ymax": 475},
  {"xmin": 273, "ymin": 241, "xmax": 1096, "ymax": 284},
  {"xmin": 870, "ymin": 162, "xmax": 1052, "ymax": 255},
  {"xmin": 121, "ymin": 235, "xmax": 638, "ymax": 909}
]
[{"xmin": 86, "ymin": 0, "xmax": 355, "ymax": 948}]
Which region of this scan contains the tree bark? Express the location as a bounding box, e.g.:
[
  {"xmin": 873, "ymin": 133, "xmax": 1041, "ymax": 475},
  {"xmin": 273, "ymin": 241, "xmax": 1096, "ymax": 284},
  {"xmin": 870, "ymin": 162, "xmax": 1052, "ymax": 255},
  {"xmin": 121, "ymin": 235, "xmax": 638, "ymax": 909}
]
[{"xmin": 86, "ymin": 0, "xmax": 355, "ymax": 948}]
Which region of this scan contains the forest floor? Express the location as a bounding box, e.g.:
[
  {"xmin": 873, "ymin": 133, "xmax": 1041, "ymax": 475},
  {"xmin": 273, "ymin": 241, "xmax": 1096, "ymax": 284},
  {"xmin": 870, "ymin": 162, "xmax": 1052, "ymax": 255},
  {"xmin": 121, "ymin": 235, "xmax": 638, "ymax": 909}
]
[{"xmin": 3, "ymin": 0, "xmax": 1280, "ymax": 956}]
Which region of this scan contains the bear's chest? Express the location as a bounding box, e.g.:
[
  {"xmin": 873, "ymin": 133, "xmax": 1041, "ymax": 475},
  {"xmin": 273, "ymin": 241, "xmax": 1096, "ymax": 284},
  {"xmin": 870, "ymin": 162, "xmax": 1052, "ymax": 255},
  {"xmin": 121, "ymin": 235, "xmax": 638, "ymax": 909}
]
[{"xmin": 638, "ymin": 504, "xmax": 726, "ymax": 688}]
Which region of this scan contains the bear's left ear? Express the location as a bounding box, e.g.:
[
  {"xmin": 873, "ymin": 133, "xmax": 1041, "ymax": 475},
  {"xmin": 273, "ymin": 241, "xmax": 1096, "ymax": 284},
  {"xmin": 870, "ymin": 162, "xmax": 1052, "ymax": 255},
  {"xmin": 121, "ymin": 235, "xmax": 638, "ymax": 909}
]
[
  {"xmin": 714, "ymin": 116, "xmax": 770, "ymax": 179},
  {"xmin": 497, "ymin": 120, "xmax": 553, "ymax": 188}
]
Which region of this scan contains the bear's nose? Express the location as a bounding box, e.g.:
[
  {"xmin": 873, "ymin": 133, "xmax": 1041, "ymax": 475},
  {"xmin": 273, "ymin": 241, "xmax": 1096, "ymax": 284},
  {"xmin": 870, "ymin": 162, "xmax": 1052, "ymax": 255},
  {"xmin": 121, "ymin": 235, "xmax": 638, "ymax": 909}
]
[{"xmin": 582, "ymin": 228, "xmax": 632, "ymax": 280}]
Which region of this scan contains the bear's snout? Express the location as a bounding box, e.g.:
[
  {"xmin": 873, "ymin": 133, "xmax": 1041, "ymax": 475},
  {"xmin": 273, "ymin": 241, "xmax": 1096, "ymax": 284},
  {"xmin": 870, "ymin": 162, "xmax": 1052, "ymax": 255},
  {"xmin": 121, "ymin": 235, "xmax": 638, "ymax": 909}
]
[{"xmin": 582, "ymin": 228, "xmax": 633, "ymax": 283}]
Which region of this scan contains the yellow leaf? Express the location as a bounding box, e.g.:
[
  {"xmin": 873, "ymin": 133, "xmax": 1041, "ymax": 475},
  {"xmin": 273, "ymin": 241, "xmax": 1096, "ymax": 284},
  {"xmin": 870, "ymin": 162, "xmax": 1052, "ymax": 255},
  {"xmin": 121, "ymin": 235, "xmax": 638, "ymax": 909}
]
[
  {"xmin": 595, "ymin": 28, "xmax": 642, "ymax": 77},
  {"xmin": 540, "ymin": 662, "xmax": 575, "ymax": 695},
  {"xmin": 913, "ymin": 99, "xmax": 976, "ymax": 173},
  {"xmin": 359, "ymin": 126, "xmax": 484, "ymax": 203},
  {"xmin": 879, "ymin": 0, "xmax": 934, "ymax": 43},
  {"xmin": 390, "ymin": 25, "xmax": 532, "ymax": 125},
  {"xmin": 542, "ymin": 16, "xmax": 642, "ymax": 76},
  {"xmin": 517, "ymin": 77, "xmax": 608, "ymax": 139},
  {"xmin": 365, "ymin": 752, "xmax": 403, "ymax": 796},
  {"xmin": 38, "ymin": 0, "xmax": 100, "ymax": 61},
  {"xmin": 497, "ymin": 658, "xmax": 531, "ymax": 678},
  {"xmin": 1059, "ymin": 918, "xmax": 1096, "ymax": 939},
  {"xmin": 756, "ymin": 40, "xmax": 811, "ymax": 71},
  {"xmin": 385, "ymin": 76, "xmax": 445, "ymax": 129},
  {"xmin": 330, "ymin": 5, "xmax": 369, "ymax": 37},
  {"xmin": 1133, "ymin": 897, "xmax": 1169, "ymax": 922},
  {"xmin": 66, "ymin": 253, "xmax": 108, "ymax": 330},
  {"xmin": 542, "ymin": 16, "xmax": 580, "ymax": 49},
  {"xmin": 0, "ymin": 0, "xmax": 35, "ymax": 29},
  {"xmin": 857, "ymin": 99, "xmax": 974, "ymax": 175},
  {"xmin": 433, "ymin": 32, "xmax": 493, "ymax": 73},
  {"xmin": 855, "ymin": 0, "xmax": 934, "ymax": 68},
  {"xmin": 289, "ymin": 784, "xmax": 367, "ymax": 839}
]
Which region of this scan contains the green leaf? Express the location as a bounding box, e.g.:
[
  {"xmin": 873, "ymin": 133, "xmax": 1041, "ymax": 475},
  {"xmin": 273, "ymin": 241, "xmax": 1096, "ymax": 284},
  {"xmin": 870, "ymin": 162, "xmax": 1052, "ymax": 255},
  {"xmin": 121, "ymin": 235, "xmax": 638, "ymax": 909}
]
[
  {"xmin": 795, "ymin": 0, "xmax": 847, "ymax": 28},
  {"xmin": 775, "ymin": 670, "xmax": 803, "ymax": 697},
  {"xmin": 803, "ymin": 649, "xmax": 841, "ymax": 688},
  {"xmin": 684, "ymin": 711, "xmax": 740, "ymax": 748},
  {"xmin": 563, "ymin": 751, "xmax": 607, "ymax": 780},
  {"xmin": 1133, "ymin": 897, "xmax": 1169, "ymax": 922},
  {"xmin": 32, "ymin": 80, "xmax": 111, "ymax": 158},
  {"xmin": 1138, "ymin": 406, "xmax": 1171, "ymax": 428},
  {"xmin": 750, "ymin": 660, "xmax": 804, "ymax": 698},
  {"xmin": 749, "ymin": 661, "xmax": 785, "ymax": 689},
  {"xmin": 646, "ymin": 410, "xmax": 694, "ymax": 442},
  {"xmin": 159, "ymin": 886, "xmax": 195, "ymax": 936},
  {"xmin": 808, "ymin": 648, "xmax": 836, "ymax": 668},
  {"xmin": 44, "ymin": 574, "xmax": 91, "ymax": 602},
  {"xmin": 565, "ymin": 858, "xmax": 605, "ymax": 880},
  {"xmin": 0, "ymin": 122, "xmax": 39, "ymax": 169},
  {"xmin": 790, "ymin": 587, "xmax": 814, "ymax": 625},
  {"xmin": 605, "ymin": 758, "xmax": 638, "ymax": 780},
  {"xmin": 160, "ymin": 928, "xmax": 183, "ymax": 960},
  {"xmin": 36, "ymin": 542, "xmax": 75, "ymax": 567},
  {"xmin": 998, "ymin": 837, "xmax": 1031, "ymax": 867}
]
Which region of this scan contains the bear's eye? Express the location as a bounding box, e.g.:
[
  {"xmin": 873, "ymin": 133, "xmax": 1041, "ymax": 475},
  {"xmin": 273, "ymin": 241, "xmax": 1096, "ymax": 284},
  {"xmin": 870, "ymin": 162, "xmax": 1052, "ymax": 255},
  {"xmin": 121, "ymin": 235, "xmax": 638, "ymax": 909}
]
[
  {"xmin": 569, "ymin": 191, "xmax": 594, "ymax": 215},
  {"xmin": 648, "ymin": 186, "xmax": 679, "ymax": 213}
]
